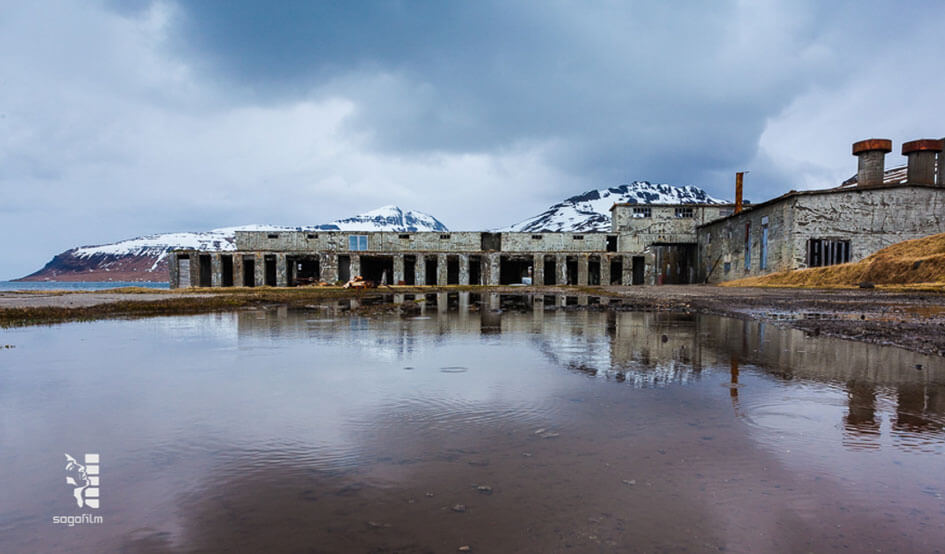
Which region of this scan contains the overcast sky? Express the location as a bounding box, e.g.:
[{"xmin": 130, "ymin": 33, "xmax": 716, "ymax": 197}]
[{"xmin": 2, "ymin": 1, "xmax": 944, "ymax": 279}]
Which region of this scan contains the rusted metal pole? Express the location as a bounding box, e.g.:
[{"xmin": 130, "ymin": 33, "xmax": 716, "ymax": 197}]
[{"xmin": 735, "ymin": 172, "xmax": 744, "ymax": 214}]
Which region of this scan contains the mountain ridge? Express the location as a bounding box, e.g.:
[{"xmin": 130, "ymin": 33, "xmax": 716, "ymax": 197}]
[
  {"xmin": 18, "ymin": 206, "xmax": 448, "ymax": 282},
  {"xmin": 501, "ymin": 181, "xmax": 727, "ymax": 232}
]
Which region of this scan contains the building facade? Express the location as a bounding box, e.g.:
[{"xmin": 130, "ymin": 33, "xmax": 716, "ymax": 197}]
[{"xmin": 170, "ymin": 138, "xmax": 944, "ymax": 288}]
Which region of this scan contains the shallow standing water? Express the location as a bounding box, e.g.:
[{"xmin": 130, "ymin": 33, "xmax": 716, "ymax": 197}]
[{"xmin": 1, "ymin": 295, "xmax": 944, "ymax": 553}]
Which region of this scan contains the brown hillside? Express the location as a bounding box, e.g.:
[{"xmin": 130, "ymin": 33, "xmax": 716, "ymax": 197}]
[{"xmin": 722, "ymin": 232, "xmax": 945, "ymax": 289}]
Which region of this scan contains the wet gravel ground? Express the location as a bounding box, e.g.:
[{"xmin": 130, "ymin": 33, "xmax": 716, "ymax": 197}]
[{"xmin": 597, "ymin": 285, "xmax": 945, "ymax": 357}]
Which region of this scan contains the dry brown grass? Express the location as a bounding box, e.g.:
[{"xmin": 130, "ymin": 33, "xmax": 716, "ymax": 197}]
[{"xmin": 723, "ymin": 232, "xmax": 945, "ymax": 290}]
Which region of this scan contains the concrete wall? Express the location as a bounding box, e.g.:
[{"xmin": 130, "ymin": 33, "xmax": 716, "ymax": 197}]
[
  {"xmin": 500, "ymin": 232, "xmax": 611, "ymax": 252},
  {"xmin": 611, "ymin": 204, "xmax": 734, "ymax": 250},
  {"xmin": 235, "ymin": 231, "xmax": 483, "ymax": 252},
  {"xmin": 699, "ymin": 199, "xmax": 795, "ymax": 283},
  {"xmin": 699, "ymin": 185, "xmax": 945, "ymax": 283}
]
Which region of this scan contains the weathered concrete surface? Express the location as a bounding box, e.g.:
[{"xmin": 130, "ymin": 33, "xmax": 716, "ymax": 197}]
[{"xmin": 700, "ymin": 185, "xmax": 945, "ymax": 283}]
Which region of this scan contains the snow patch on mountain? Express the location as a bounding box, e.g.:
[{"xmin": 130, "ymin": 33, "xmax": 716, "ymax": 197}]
[
  {"xmin": 71, "ymin": 206, "xmax": 448, "ymax": 261},
  {"xmin": 20, "ymin": 206, "xmax": 449, "ymax": 281},
  {"xmin": 310, "ymin": 205, "xmax": 448, "ymax": 232},
  {"xmin": 502, "ymin": 181, "xmax": 727, "ymax": 232}
]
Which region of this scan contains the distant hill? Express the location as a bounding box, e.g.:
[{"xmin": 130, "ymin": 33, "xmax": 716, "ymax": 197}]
[
  {"xmin": 18, "ymin": 206, "xmax": 448, "ymax": 282},
  {"xmin": 501, "ymin": 181, "xmax": 727, "ymax": 232}
]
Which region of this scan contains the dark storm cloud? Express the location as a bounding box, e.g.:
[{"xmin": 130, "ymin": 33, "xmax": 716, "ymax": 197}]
[{"xmin": 163, "ymin": 0, "xmax": 856, "ymax": 186}]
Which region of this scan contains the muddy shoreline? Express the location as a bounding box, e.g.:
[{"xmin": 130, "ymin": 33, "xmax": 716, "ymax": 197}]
[{"xmin": 2, "ymin": 285, "xmax": 945, "ymax": 356}]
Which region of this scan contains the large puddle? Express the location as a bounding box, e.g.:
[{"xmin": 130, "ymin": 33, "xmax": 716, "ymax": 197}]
[{"xmin": 1, "ymin": 295, "xmax": 944, "ymax": 552}]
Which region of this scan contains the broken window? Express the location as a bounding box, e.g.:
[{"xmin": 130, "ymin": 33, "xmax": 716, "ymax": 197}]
[
  {"xmin": 440, "ymin": 234, "xmax": 451, "ymax": 239},
  {"xmin": 306, "ymin": 233, "xmax": 317, "ymax": 239},
  {"xmin": 348, "ymin": 235, "xmax": 368, "ymax": 251},
  {"xmin": 573, "ymin": 235, "xmax": 584, "ymax": 240},
  {"xmin": 267, "ymin": 233, "xmax": 279, "ymax": 239},
  {"xmin": 675, "ymin": 207, "xmax": 694, "ymax": 218},
  {"xmin": 531, "ymin": 234, "xmax": 543, "ymax": 240},
  {"xmin": 399, "ymin": 234, "xmax": 411, "ymax": 239},
  {"xmin": 632, "ymin": 207, "xmax": 651, "ymax": 218},
  {"xmin": 606, "ymin": 235, "xmax": 617, "ymax": 252},
  {"xmin": 807, "ymin": 239, "xmax": 851, "ymax": 267}
]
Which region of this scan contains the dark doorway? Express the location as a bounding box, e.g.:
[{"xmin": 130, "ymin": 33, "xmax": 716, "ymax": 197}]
[
  {"xmin": 610, "ymin": 258, "xmax": 623, "ymax": 285},
  {"xmin": 469, "ymin": 256, "xmax": 482, "ymax": 285},
  {"xmin": 404, "ymin": 255, "xmax": 416, "ymax": 285},
  {"xmin": 264, "ymin": 255, "xmax": 277, "ymax": 286},
  {"xmin": 544, "ymin": 257, "xmax": 557, "ymax": 285},
  {"xmin": 360, "ymin": 256, "xmax": 394, "ymax": 284},
  {"xmin": 425, "ymin": 257, "xmax": 439, "ymax": 285},
  {"xmin": 221, "ymin": 255, "xmax": 234, "ymax": 287},
  {"xmin": 243, "ymin": 256, "xmax": 255, "ymax": 287},
  {"xmin": 632, "ymin": 256, "xmax": 645, "ymax": 285},
  {"xmin": 499, "ymin": 256, "xmax": 531, "ymax": 285},
  {"xmin": 338, "ymin": 255, "xmax": 351, "ymax": 283},
  {"xmin": 447, "ymin": 256, "xmax": 460, "ymax": 285},
  {"xmin": 199, "ymin": 254, "xmax": 212, "ymax": 287},
  {"xmin": 588, "ymin": 257, "xmax": 601, "ymax": 285},
  {"xmin": 292, "ymin": 256, "xmax": 320, "ymax": 286},
  {"xmin": 481, "ymin": 232, "xmax": 501, "ymax": 251},
  {"xmin": 566, "ymin": 258, "xmax": 578, "ymax": 285},
  {"xmin": 606, "ymin": 235, "xmax": 618, "ymax": 252}
]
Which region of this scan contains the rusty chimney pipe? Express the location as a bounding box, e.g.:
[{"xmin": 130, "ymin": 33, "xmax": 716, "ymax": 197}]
[
  {"xmin": 734, "ymin": 172, "xmax": 744, "ymax": 214},
  {"xmin": 852, "ymin": 139, "xmax": 892, "ymax": 187},
  {"xmin": 902, "ymin": 139, "xmax": 944, "ymax": 186}
]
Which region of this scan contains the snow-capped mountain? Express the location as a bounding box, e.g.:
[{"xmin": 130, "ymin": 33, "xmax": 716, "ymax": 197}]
[
  {"xmin": 19, "ymin": 206, "xmax": 448, "ymax": 282},
  {"xmin": 311, "ymin": 205, "xmax": 448, "ymax": 232},
  {"xmin": 502, "ymin": 181, "xmax": 727, "ymax": 233}
]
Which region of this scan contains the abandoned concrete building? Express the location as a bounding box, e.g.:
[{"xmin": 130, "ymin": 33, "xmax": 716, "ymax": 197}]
[
  {"xmin": 169, "ymin": 138, "xmax": 945, "ymax": 289},
  {"xmin": 700, "ymin": 138, "xmax": 945, "ymax": 283}
]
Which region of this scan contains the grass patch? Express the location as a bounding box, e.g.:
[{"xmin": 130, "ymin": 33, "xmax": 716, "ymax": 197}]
[{"xmin": 723, "ymin": 232, "xmax": 945, "ymax": 290}]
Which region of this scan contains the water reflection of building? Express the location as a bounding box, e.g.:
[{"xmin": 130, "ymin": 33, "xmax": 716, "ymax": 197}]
[
  {"xmin": 703, "ymin": 316, "xmax": 945, "ymax": 450},
  {"xmin": 232, "ymin": 295, "xmax": 945, "ymax": 449}
]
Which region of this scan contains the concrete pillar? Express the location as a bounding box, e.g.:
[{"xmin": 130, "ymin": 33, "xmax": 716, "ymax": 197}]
[
  {"xmin": 852, "ymin": 138, "xmax": 892, "ymax": 187},
  {"xmin": 349, "ymin": 254, "xmax": 361, "ymax": 280},
  {"xmin": 556, "ymin": 254, "xmax": 568, "ymax": 285},
  {"xmin": 437, "ymin": 292, "xmax": 448, "ymax": 313},
  {"xmin": 486, "ymin": 253, "xmax": 501, "ymax": 285},
  {"xmin": 533, "ymin": 254, "xmax": 544, "ymax": 286},
  {"xmin": 458, "ymin": 291, "xmax": 469, "ymax": 312},
  {"xmin": 902, "ymin": 139, "xmax": 943, "ymax": 185},
  {"xmin": 622, "ymin": 255, "xmax": 633, "ymax": 285},
  {"xmin": 169, "ymin": 254, "xmax": 180, "ymax": 288},
  {"xmin": 319, "ymin": 253, "xmax": 338, "ymax": 284},
  {"xmin": 600, "ymin": 255, "xmax": 611, "ymax": 286},
  {"xmin": 393, "ymin": 254, "xmax": 405, "ymax": 285},
  {"xmin": 577, "ymin": 255, "xmax": 589, "ymax": 286},
  {"xmin": 577, "ymin": 295, "xmax": 588, "ymax": 306},
  {"xmin": 254, "ymin": 253, "xmax": 265, "ymax": 287},
  {"xmin": 415, "ymin": 255, "xmax": 426, "ymax": 285},
  {"xmin": 210, "ymin": 254, "xmax": 222, "ymax": 287},
  {"xmin": 233, "ymin": 255, "xmax": 243, "ymax": 287},
  {"xmin": 393, "ymin": 293, "xmax": 404, "ymax": 304},
  {"xmin": 276, "ymin": 254, "xmax": 287, "ymax": 287},
  {"xmin": 437, "ymin": 253, "xmax": 448, "ymax": 286},
  {"xmin": 459, "ymin": 254, "xmax": 470, "ymax": 285}
]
